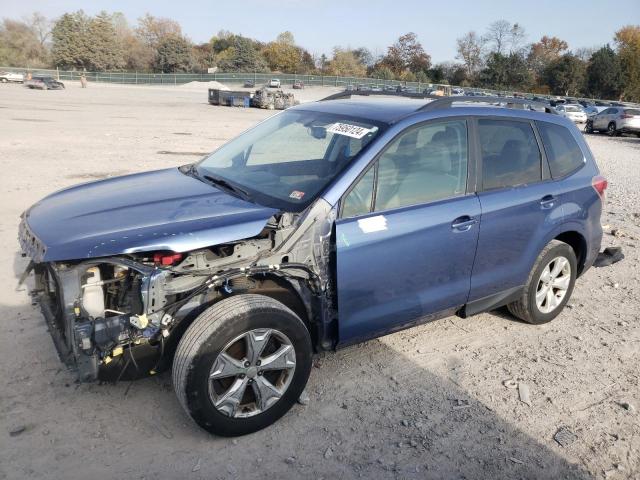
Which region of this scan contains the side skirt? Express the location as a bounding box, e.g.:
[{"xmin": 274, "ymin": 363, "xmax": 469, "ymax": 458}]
[{"xmin": 458, "ymin": 286, "xmax": 524, "ymax": 318}]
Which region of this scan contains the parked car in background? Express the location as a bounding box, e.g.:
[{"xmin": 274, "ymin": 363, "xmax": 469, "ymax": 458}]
[
  {"xmin": 356, "ymin": 84, "xmax": 370, "ymax": 91},
  {"xmin": 24, "ymin": 76, "xmax": 65, "ymax": 90},
  {"xmin": 586, "ymin": 107, "xmax": 640, "ymax": 136},
  {"xmin": 383, "ymin": 85, "xmax": 396, "ymax": 92},
  {"xmin": 19, "ymin": 94, "xmax": 605, "ymax": 436},
  {"xmin": 244, "ymin": 80, "xmax": 255, "ymax": 88},
  {"xmin": 451, "ymin": 87, "xmax": 465, "ymax": 96},
  {"xmin": 292, "ymin": 80, "xmax": 304, "ymax": 89},
  {"xmin": 583, "ymin": 105, "xmax": 606, "ymax": 118},
  {"xmin": 268, "ymin": 79, "xmax": 281, "ymax": 88},
  {"xmin": 370, "ymin": 85, "xmax": 382, "ymax": 92},
  {"xmin": 0, "ymin": 71, "xmax": 24, "ymax": 83},
  {"xmin": 555, "ymin": 104, "xmax": 587, "ymax": 124}
]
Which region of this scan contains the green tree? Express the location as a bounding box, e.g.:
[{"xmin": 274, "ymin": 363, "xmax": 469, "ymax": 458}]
[
  {"xmin": 480, "ymin": 52, "xmax": 531, "ymax": 90},
  {"xmin": 154, "ymin": 35, "xmax": 193, "ymax": 72},
  {"xmin": 85, "ymin": 11, "xmax": 124, "ymax": 70},
  {"xmin": 542, "ymin": 54, "xmax": 586, "ymax": 96},
  {"xmin": 615, "ymin": 25, "xmax": 640, "ymax": 102},
  {"xmin": 51, "ymin": 11, "xmax": 90, "ymax": 69},
  {"xmin": 370, "ymin": 65, "xmax": 395, "ymax": 80},
  {"xmin": 586, "ymin": 45, "xmax": 623, "ymax": 100},
  {"xmin": 216, "ymin": 35, "xmax": 268, "ymax": 72}
]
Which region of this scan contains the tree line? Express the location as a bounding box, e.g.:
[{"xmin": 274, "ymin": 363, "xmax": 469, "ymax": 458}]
[{"xmin": 0, "ymin": 11, "xmax": 638, "ymax": 101}]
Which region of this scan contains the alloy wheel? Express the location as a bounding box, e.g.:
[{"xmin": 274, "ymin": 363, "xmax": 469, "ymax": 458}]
[
  {"xmin": 535, "ymin": 256, "xmax": 571, "ymax": 314},
  {"xmin": 208, "ymin": 328, "xmax": 296, "ymax": 418}
]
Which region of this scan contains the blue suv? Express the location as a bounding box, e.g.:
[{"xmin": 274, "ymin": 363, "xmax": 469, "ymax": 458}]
[{"xmin": 19, "ymin": 94, "xmax": 606, "ymax": 436}]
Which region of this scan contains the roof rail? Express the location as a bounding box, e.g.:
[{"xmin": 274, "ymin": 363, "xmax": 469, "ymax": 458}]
[
  {"xmin": 418, "ymin": 95, "xmax": 558, "ymax": 115},
  {"xmin": 320, "ymin": 90, "xmax": 442, "ymax": 102}
]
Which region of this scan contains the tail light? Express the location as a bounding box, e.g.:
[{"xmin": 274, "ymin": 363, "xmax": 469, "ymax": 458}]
[
  {"xmin": 592, "ymin": 175, "xmax": 608, "ymax": 202},
  {"xmin": 621, "ymin": 114, "xmax": 633, "ymax": 119},
  {"xmin": 153, "ymin": 252, "xmax": 183, "ymax": 266}
]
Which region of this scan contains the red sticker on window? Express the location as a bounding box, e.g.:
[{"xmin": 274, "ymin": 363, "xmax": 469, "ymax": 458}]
[{"xmin": 289, "ymin": 190, "xmax": 305, "ymax": 200}]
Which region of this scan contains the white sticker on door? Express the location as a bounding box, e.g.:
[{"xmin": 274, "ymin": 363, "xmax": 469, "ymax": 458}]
[{"xmin": 357, "ymin": 215, "xmax": 387, "ymax": 233}]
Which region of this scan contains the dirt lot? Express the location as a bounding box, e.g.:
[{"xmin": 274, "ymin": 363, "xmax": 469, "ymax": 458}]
[{"xmin": 0, "ymin": 81, "xmax": 638, "ymax": 480}]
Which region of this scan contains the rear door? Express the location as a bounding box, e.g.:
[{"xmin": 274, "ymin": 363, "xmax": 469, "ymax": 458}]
[
  {"xmin": 469, "ymin": 117, "xmax": 563, "ymax": 301},
  {"xmin": 335, "ymin": 119, "xmax": 481, "ymax": 345}
]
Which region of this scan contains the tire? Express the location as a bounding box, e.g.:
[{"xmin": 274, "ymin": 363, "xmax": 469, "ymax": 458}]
[
  {"xmin": 173, "ymin": 294, "xmax": 312, "ymax": 436},
  {"xmin": 507, "ymin": 240, "xmax": 577, "ymax": 325},
  {"xmin": 1, "ymin": 78, "xmax": 6, "ymax": 83},
  {"xmin": 607, "ymin": 122, "xmax": 618, "ymax": 137},
  {"xmin": 584, "ymin": 120, "xmax": 594, "ymax": 134}
]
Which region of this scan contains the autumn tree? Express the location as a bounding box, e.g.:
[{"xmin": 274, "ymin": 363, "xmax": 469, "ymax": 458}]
[
  {"xmin": 326, "ymin": 48, "xmax": 367, "ymax": 76},
  {"xmin": 527, "ymin": 36, "xmax": 568, "ymax": 75},
  {"xmin": 378, "ymin": 32, "xmax": 431, "ymax": 76},
  {"xmin": 456, "ymin": 31, "xmax": 484, "ymax": 77},
  {"xmin": 136, "ymin": 14, "xmax": 181, "ymax": 49},
  {"xmin": 615, "ymin": 25, "xmax": 640, "ymax": 102},
  {"xmin": 262, "ymin": 31, "xmax": 298, "ymax": 72},
  {"xmin": 586, "ymin": 45, "xmax": 623, "ymax": 99},
  {"xmin": 0, "ymin": 17, "xmax": 49, "ymax": 67}
]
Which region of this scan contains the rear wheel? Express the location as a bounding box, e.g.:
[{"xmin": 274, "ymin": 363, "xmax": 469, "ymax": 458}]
[
  {"xmin": 607, "ymin": 122, "xmax": 618, "ymax": 137},
  {"xmin": 173, "ymin": 294, "xmax": 312, "ymax": 436},
  {"xmin": 508, "ymin": 240, "xmax": 577, "ymax": 324}
]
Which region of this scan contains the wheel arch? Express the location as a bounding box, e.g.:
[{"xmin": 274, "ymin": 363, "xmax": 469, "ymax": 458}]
[
  {"xmin": 554, "ymin": 230, "xmax": 587, "ymax": 276},
  {"xmin": 160, "ymin": 274, "xmax": 316, "ymax": 370}
]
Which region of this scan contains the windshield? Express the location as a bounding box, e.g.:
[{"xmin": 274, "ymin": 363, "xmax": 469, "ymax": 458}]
[
  {"xmin": 565, "ymin": 105, "xmax": 582, "ymax": 112},
  {"xmin": 196, "ymin": 110, "xmax": 383, "ymax": 210}
]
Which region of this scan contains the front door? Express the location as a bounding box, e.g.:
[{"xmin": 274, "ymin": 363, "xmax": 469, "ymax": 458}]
[{"xmin": 335, "ymin": 119, "xmax": 480, "ymax": 345}]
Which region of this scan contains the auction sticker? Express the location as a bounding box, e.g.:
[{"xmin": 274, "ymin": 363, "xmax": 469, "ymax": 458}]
[
  {"xmin": 289, "ymin": 190, "xmax": 305, "ymax": 200},
  {"xmin": 327, "ymin": 123, "xmax": 373, "ymax": 139}
]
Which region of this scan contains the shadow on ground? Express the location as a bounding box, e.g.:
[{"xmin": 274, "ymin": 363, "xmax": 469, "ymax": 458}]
[{"xmin": 0, "ymin": 296, "xmax": 592, "ymax": 480}]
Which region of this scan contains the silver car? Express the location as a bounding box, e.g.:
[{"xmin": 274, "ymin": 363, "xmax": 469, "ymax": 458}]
[
  {"xmin": 586, "ymin": 107, "xmax": 640, "ymax": 137},
  {"xmin": 555, "ymin": 104, "xmax": 587, "ymax": 124}
]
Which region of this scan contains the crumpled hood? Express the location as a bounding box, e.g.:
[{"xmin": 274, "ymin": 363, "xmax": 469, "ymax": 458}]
[{"xmin": 21, "ymin": 167, "xmax": 278, "ymax": 262}]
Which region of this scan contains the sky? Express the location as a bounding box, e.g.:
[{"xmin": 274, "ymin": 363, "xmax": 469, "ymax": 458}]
[{"xmin": 1, "ymin": 0, "xmax": 639, "ymax": 62}]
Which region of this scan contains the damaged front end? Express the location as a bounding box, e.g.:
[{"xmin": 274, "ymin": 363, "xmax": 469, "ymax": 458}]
[{"xmin": 19, "ymin": 199, "xmax": 337, "ymax": 383}]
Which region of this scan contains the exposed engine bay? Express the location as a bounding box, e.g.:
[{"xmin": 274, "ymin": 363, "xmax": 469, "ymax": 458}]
[{"xmin": 22, "ymin": 200, "xmax": 336, "ymax": 382}]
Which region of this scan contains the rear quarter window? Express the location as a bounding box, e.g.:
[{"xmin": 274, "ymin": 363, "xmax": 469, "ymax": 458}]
[{"xmin": 536, "ymin": 121, "xmax": 585, "ymax": 178}]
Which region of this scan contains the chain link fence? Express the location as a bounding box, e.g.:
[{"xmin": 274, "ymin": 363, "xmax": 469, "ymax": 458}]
[{"xmin": 2, "ymin": 66, "xmax": 459, "ymax": 91}]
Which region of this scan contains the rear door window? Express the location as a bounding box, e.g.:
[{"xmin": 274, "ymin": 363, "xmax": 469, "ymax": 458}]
[
  {"xmin": 478, "ymin": 119, "xmax": 542, "ymax": 191},
  {"xmin": 536, "ymin": 121, "xmax": 585, "ymax": 178}
]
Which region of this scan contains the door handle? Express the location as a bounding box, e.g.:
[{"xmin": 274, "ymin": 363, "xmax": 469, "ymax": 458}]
[
  {"xmin": 540, "ymin": 195, "xmax": 555, "ymax": 209},
  {"xmin": 451, "ymin": 216, "xmax": 477, "ymax": 232}
]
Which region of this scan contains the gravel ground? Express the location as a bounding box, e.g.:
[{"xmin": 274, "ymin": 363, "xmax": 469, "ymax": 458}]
[{"xmin": 0, "ymin": 82, "xmax": 638, "ymax": 480}]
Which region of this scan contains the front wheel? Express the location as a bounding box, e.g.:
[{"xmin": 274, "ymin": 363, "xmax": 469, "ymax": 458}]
[
  {"xmin": 584, "ymin": 120, "xmax": 594, "ymax": 134},
  {"xmin": 607, "ymin": 122, "xmax": 618, "ymax": 137},
  {"xmin": 508, "ymin": 240, "xmax": 577, "ymax": 324},
  {"xmin": 173, "ymin": 294, "xmax": 312, "ymax": 436}
]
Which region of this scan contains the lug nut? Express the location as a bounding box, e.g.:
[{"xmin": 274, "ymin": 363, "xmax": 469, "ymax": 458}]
[
  {"xmin": 256, "ymin": 360, "xmax": 261, "ymax": 366},
  {"xmin": 244, "ymin": 361, "xmax": 250, "ymax": 367},
  {"xmin": 257, "ymin": 371, "xmax": 263, "ymax": 376},
  {"xmin": 239, "ymin": 373, "xmax": 246, "ymax": 379}
]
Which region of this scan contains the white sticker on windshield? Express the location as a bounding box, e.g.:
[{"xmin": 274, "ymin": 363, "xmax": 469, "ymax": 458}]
[
  {"xmin": 357, "ymin": 215, "xmax": 387, "ymax": 233},
  {"xmin": 327, "ymin": 123, "xmax": 373, "ymax": 139}
]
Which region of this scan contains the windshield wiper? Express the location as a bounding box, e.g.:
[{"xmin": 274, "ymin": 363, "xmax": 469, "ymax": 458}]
[{"xmin": 203, "ymin": 174, "xmax": 251, "ymax": 200}]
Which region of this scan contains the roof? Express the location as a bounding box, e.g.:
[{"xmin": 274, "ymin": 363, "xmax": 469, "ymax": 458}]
[
  {"xmin": 292, "ymin": 95, "xmax": 561, "ymax": 125},
  {"xmin": 291, "ymin": 97, "xmax": 428, "ymax": 123}
]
